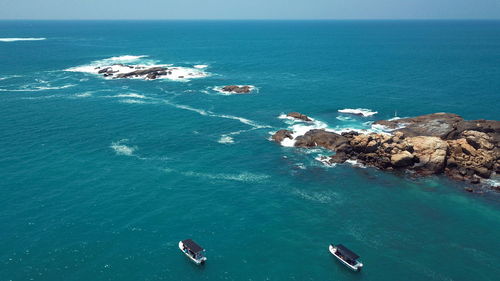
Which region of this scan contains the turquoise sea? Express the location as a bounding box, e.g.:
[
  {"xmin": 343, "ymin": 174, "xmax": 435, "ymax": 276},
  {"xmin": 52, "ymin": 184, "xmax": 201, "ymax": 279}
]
[{"xmin": 1, "ymin": 20, "xmax": 499, "ymax": 281}]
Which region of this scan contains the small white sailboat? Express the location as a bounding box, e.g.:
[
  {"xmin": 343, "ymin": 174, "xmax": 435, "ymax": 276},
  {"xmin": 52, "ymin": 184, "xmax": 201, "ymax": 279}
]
[
  {"xmin": 329, "ymin": 244, "xmax": 363, "ymax": 271},
  {"xmin": 179, "ymin": 239, "xmax": 207, "ymax": 264}
]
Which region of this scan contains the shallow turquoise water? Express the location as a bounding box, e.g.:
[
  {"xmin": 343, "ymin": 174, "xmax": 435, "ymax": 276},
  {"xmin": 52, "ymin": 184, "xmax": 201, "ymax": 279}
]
[{"xmin": 0, "ymin": 20, "xmax": 499, "ymax": 281}]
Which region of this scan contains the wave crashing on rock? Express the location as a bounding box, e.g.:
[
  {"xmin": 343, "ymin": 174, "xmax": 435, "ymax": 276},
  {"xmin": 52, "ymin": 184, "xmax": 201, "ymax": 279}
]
[{"xmin": 272, "ymin": 112, "xmax": 500, "ymax": 191}]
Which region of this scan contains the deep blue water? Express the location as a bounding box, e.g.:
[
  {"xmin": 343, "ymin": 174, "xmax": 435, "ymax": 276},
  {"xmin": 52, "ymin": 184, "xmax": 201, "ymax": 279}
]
[{"xmin": 0, "ymin": 20, "xmax": 499, "ymax": 281}]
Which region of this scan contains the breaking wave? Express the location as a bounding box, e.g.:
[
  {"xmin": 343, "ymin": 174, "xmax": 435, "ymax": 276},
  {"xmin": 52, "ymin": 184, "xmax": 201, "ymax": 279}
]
[
  {"xmin": 65, "ymin": 55, "xmax": 209, "ymax": 81},
  {"xmin": 338, "ymin": 108, "xmax": 378, "ymax": 117},
  {"xmin": 193, "ymin": 65, "xmax": 208, "ymax": 69},
  {"xmin": 218, "ymin": 135, "xmax": 235, "ymax": 144},
  {"xmin": 274, "ymin": 112, "xmax": 393, "ymax": 148}
]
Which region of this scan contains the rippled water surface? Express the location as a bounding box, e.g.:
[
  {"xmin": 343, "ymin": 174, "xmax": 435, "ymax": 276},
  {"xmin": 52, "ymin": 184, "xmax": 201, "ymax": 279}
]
[{"xmin": 1, "ymin": 20, "xmax": 499, "ymax": 281}]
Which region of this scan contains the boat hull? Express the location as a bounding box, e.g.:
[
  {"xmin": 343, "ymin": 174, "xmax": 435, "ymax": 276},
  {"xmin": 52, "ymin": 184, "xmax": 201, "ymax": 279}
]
[
  {"xmin": 179, "ymin": 241, "xmax": 207, "ymax": 264},
  {"xmin": 329, "ymin": 245, "xmax": 363, "ymax": 271}
]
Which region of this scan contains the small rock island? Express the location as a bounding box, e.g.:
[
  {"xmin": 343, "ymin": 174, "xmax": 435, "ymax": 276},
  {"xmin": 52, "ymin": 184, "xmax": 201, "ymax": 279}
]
[{"xmin": 220, "ymin": 85, "xmax": 253, "ymax": 94}]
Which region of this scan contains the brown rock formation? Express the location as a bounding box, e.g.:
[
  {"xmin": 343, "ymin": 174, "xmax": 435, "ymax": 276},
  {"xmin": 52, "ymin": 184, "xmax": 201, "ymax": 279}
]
[{"xmin": 272, "ymin": 112, "xmax": 499, "ymax": 189}]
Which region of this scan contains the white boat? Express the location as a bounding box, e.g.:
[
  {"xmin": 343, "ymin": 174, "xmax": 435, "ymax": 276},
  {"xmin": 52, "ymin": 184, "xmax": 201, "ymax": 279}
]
[
  {"xmin": 179, "ymin": 239, "xmax": 207, "ymax": 264},
  {"xmin": 329, "ymin": 244, "xmax": 363, "ymax": 271}
]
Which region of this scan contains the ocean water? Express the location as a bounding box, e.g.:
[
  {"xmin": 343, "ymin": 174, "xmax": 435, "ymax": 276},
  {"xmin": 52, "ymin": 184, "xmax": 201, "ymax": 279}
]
[{"xmin": 1, "ymin": 20, "xmax": 499, "ymax": 281}]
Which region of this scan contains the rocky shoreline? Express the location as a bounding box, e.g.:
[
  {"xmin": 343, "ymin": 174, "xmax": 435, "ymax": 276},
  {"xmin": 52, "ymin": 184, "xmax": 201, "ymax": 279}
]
[{"xmin": 272, "ymin": 112, "xmax": 500, "ymax": 191}]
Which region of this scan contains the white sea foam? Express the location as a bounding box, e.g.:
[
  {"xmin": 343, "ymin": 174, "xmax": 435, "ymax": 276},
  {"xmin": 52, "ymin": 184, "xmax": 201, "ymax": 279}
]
[
  {"xmin": 0, "ymin": 75, "xmax": 22, "ymax": 81},
  {"xmin": 345, "ymin": 159, "xmax": 367, "ymax": 168},
  {"xmin": 161, "ymin": 100, "xmax": 269, "ymax": 129},
  {"xmin": 275, "ymin": 111, "xmax": 395, "ymax": 148},
  {"xmin": 338, "ymin": 108, "xmax": 378, "ymax": 117},
  {"xmin": 218, "ymin": 135, "xmax": 235, "ymax": 144},
  {"xmin": 0, "ymin": 38, "xmax": 46, "ymax": 42},
  {"xmin": 119, "ymin": 99, "xmax": 146, "ymax": 104},
  {"xmin": 65, "ymin": 55, "xmax": 208, "ymax": 81},
  {"xmin": 74, "ymin": 92, "xmax": 93, "ymax": 98},
  {"xmin": 165, "ymin": 168, "xmax": 270, "ymax": 183},
  {"xmin": 315, "ymin": 155, "xmax": 336, "ymax": 167},
  {"xmin": 183, "ymin": 171, "xmax": 270, "ymax": 183},
  {"xmin": 277, "ymin": 116, "xmax": 328, "ymax": 147},
  {"xmin": 0, "ymin": 84, "xmax": 75, "ymax": 92},
  {"xmin": 484, "ymin": 178, "xmax": 500, "ymax": 187},
  {"xmin": 370, "ymin": 123, "xmax": 406, "ymax": 134},
  {"xmin": 291, "ymin": 189, "xmax": 338, "ymax": 204},
  {"xmin": 163, "ymin": 101, "xmax": 209, "ymax": 116},
  {"xmin": 114, "ymin": 93, "xmax": 147, "ymax": 99},
  {"xmin": 216, "ymin": 114, "xmax": 268, "ymax": 129},
  {"xmin": 194, "ymin": 65, "xmax": 208, "ymax": 69},
  {"xmin": 108, "ymin": 55, "xmax": 147, "ymax": 61},
  {"xmin": 336, "ymin": 115, "xmax": 354, "ymax": 122},
  {"xmin": 110, "ymin": 140, "xmax": 136, "ymax": 156}
]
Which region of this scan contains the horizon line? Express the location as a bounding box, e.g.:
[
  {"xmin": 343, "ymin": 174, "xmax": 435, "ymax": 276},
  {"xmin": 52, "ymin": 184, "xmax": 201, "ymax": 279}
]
[{"xmin": 1, "ymin": 18, "xmax": 500, "ymax": 21}]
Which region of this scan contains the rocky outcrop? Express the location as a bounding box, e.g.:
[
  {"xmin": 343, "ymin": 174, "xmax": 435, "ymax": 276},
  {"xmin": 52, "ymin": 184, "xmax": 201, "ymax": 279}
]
[
  {"xmin": 221, "ymin": 85, "xmax": 253, "ymax": 94},
  {"xmin": 272, "ymin": 129, "xmax": 293, "ymax": 143},
  {"xmin": 272, "ymin": 112, "xmax": 500, "ymax": 189},
  {"xmin": 294, "ymin": 129, "xmax": 348, "ymax": 151},
  {"xmin": 373, "ymin": 113, "xmax": 463, "ymax": 138},
  {"xmin": 445, "ymin": 130, "xmax": 498, "ymax": 182},
  {"xmin": 115, "ymin": 66, "xmax": 167, "ymax": 79},
  {"xmin": 287, "ymin": 112, "xmax": 312, "ymax": 122}
]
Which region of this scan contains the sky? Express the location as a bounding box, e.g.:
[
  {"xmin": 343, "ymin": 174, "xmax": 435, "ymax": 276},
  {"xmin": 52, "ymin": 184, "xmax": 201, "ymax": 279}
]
[{"xmin": 0, "ymin": 0, "xmax": 499, "ymax": 20}]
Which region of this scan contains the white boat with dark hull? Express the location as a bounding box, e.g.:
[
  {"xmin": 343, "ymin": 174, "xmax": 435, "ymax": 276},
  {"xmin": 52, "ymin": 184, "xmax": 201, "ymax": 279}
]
[
  {"xmin": 179, "ymin": 239, "xmax": 207, "ymax": 264},
  {"xmin": 329, "ymin": 244, "xmax": 363, "ymax": 271}
]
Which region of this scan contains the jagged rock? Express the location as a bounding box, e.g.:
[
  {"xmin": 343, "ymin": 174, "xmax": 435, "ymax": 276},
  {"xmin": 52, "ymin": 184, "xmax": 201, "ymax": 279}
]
[
  {"xmin": 329, "ymin": 152, "xmax": 348, "ymax": 164},
  {"xmin": 221, "ymin": 85, "xmax": 252, "ymax": 94},
  {"xmin": 374, "ymin": 113, "xmax": 463, "ymax": 138},
  {"xmin": 286, "ymin": 112, "xmax": 312, "ymax": 122},
  {"xmin": 98, "ymin": 67, "xmax": 111, "ymax": 74},
  {"xmin": 295, "ymin": 129, "xmax": 348, "ymax": 150},
  {"xmin": 462, "ymin": 130, "xmax": 494, "ymax": 150},
  {"xmin": 272, "ymin": 112, "xmax": 499, "ymax": 190},
  {"xmin": 272, "ymin": 129, "xmax": 293, "ymax": 143},
  {"xmin": 407, "ymin": 136, "xmax": 448, "ymax": 174},
  {"xmin": 391, "ymin": 151, "xmax": 415, "ymax": 167},
  {"xmin": 115, "ymin": 67, "xmax": 167, "ymax": 79}
]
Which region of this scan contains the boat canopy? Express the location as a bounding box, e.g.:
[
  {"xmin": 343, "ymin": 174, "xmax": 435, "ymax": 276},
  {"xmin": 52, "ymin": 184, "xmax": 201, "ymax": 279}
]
[
  {"xmin": 336, "ymin": 244, "xmax": 360, "ymax": 260},
  {"xmin": 182, "ymin": 239, "xmax": 204, "ymax": 254}
]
